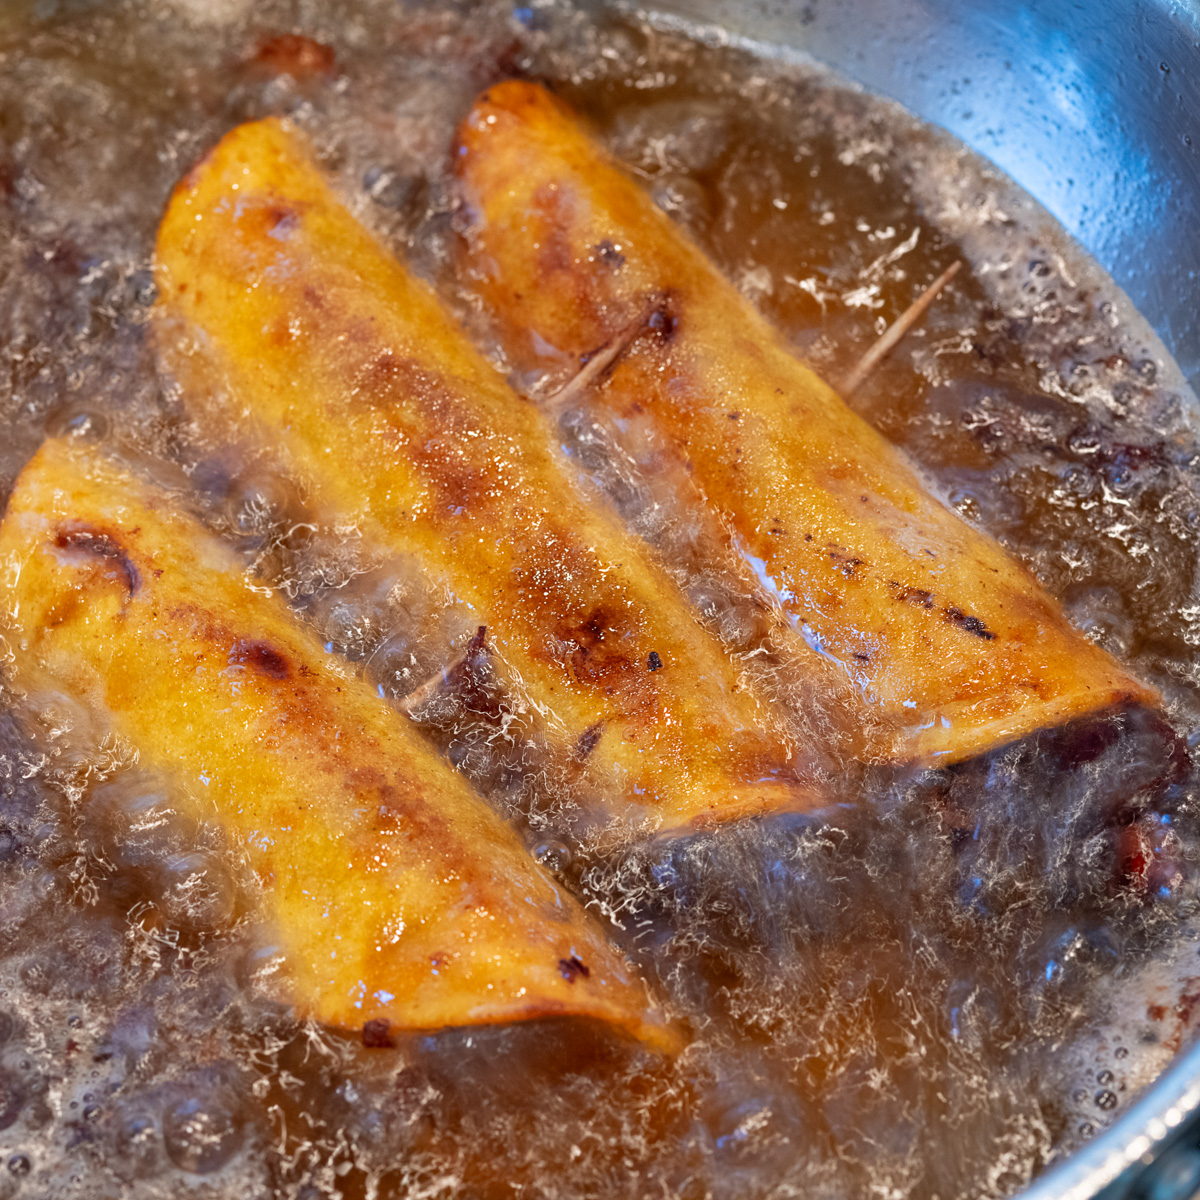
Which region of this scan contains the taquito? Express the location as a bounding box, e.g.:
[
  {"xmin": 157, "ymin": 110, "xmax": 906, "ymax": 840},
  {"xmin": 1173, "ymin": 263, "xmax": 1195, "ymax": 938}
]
[
  {"xmin": 0, "ymin": 436, "xmax": 670, "ymax": 1046},
  {"xmin": 153, "ymin": 117, "xmax": 825, "ymax": 831},
  {"xmin": 453, "ymin": 81, "xmax": 1157, "ymax": 765}
]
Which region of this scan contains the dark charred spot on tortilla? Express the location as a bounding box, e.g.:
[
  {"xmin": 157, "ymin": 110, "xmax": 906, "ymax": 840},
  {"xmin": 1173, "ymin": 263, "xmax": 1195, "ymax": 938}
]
[
  {"xmin": 891, "ymin": 583, "xmax": 935, "ymax": 609},
  {"xmin": 942, "ymin": 606, "xmax": 996, "ymax": 640},
  {"xmin": 574, "ymin": 722, "xmax": 604, "ymax": 761},
  {"xmin": 355, "ymin": 350, "xmax": 411, "ymax": 404},
  {"xmin": 647, "ymin": 650, "xmax": 663, "ymax": 672},
  {"xmin": 594, "ymin": 239, "xmax": 625, "ymax": 270},
  {"xmin": 577, "ymin": 609, "xmax": 608, "ymax": 647},
  {"xmin": 646, "ymin": 295, "xmax": 678, "ymax": 344},
  {"xmin": 827, "ymin": 547, "xmax": 863, "ymax": 579},
  {"xmin": 54, "ymin": 525, "xmax": 141, "ymax": 597},
  {"xmin": 264, "ymin": 204, "xmax": 300, "ymax": 241},
  {"xmin": 367, "ymin": 771, "xmax": 451, "ymax": 845},
  {"xmin": 159, "ymin": 601, "xmax": 453, "ymax": 839},
  {"xmin": 301, "ymin": 282, "xmax": 326, "ymax": 313},
  {"xmin": 361, "ymin": 1018, "xmax": 394, "ymax": 1049},
  {"xmin": 251, "ymin": 32, "xmax": 337, "ymax": 79},
  {"xmin": 804, "ymin": 533, "xmax": 813, "ymax": 542},
  {"xmin": 548, "ymin": 605, "xmax": 644, "ymax": 700},
  {"xmin": 228, "ymin": 638, "xmax": 291, "ymax": 679},
  {"xmin": 558, "ymin": 956, "xmax": 590, "ymax": 983},
  {"xmin": 359, "ymin": 352, "xmax": 480, "ymax": 439},
  {"xmin": 531, "ymin": 182, "xmax": 576, "ymax": 276},
  {"xmin": 853, "ymin": 653, "xmax": 870, "ymax": 663},
  {"xmin": 728, "ymin": 411, "xmax": 741, "ymax": 421},
  {"xmin": 355, "ymin": 355, "xmax": 495, "ymax": 518}
]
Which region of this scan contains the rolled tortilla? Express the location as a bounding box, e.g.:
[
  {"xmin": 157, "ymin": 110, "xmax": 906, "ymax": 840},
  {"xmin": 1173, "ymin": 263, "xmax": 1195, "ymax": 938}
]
[
  {"xmin": 153, "ymin": 116, "xmax": 826, "ymax": 831},
  {"xmin": 453, "ymin": 80, "xmax": 1157, "ymax": 765},
  {"xmin": 0, "ymin": 436, "xmax": 672, "ymax": 1047}
]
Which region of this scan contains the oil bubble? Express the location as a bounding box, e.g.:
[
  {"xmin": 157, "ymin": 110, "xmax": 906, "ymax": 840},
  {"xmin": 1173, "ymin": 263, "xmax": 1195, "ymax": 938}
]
[
  {"xmin": 162, "ymin": 1085, "xmax": 245, "ymax": 1174},
  {"xmin": 685, "ymin": 578, "xmax": 761, "ymax": 650},
  {"xmin": 237, "ymin": 939, "xmax": 289, "ymax": 996},
  {"xmin": 45, "ymin": 406, "xmax": 110, "ymax": 443},
  {"xmin": 532, "ymin": 839, "xmax": 573, "ymax": 875},
  {"xmin": 611, "ymin": 99, "xmax": 732, "ymax": 174},
  {"xmin": 157, "ymin": 851, "xmax": 237, "ymax": 931},
  {"xmin": 113, "ymin": 1111, "xmax": 160, "ymax": 1180},
  {"xmin": 225, "ymin": 470, "xmax": 302, "ymax": 539},
  {"xmin": 366, "ymin": 631, "xmax": 442, "ymax": 703},
  {"xmin": 0, "ymin": 1073, "xmax": 22, "ymax": 1132}
]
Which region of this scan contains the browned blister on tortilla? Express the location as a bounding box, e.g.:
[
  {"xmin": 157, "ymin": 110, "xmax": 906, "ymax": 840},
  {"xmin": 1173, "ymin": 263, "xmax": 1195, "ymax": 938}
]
[
  {"xmin": 153, "ymin": 116, "xmax": 825, "ymax": 830},
  {"xmin": 0, "ymin": 436, "xmax": 674, "ymax": 1048},
  {"xmin": 452, "ymin": 80, "xmax": 1158, "ymax": 766}
]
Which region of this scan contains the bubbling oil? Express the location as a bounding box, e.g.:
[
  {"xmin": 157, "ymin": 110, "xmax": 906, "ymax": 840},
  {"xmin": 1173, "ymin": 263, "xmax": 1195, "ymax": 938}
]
[{"xmin": 1, "ymin": 1, "xmax": 1199, "ymax": 1198}]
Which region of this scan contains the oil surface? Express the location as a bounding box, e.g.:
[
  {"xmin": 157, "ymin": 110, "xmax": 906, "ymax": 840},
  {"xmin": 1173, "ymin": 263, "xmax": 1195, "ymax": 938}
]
[{"xmin": 1, "ymin": 2, "xmax": 1200, "ymax": 1198}]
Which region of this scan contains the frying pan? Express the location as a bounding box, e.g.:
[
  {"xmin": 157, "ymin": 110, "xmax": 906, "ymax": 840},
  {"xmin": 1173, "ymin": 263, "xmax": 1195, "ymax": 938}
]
[
  {"xmin": 629, "ymin": 1, "xmax": 1200, "ymax": 1195},
  {"xmin": 2, "ymin": 0, "xmax": 1197, "ymax": 1193}
]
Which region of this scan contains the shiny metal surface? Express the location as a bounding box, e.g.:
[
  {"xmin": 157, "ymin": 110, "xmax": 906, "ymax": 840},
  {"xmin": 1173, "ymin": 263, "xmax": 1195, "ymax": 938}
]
[
  {"xmin": 634, "ymin": 1, "xmax": 1200, "ymax": 1194},
  {"xmin": 642, "ymin": 0, "xmax": 1200, "ymax": 392},
  {"xmin": 1020, "ymin": 1035, "xmax": 1200, "ymax": 1199}
]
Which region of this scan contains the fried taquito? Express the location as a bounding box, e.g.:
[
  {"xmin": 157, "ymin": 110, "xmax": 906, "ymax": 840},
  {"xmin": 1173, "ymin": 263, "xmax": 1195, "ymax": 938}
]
[
  {"xmin": 153, "ymin": 116, "xmax": 825, "ymax": 831},
  {"xmin": 453, "ymin": 81, "xmax": 1157, "ymax": 765},
  {"xmin": 0, "ymin": 435, "xmax": 671, "ymax": 1046}
]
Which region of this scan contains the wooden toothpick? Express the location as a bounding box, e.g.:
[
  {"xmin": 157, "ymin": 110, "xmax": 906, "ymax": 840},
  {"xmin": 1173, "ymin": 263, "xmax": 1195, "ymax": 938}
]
[
  {"xmin": 841, "ymin": 260, "xmax": 962, "ymax": 397},
  {"xmin": 546, "ymin": 299, "xmax": 663, "ymax": 415}
]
